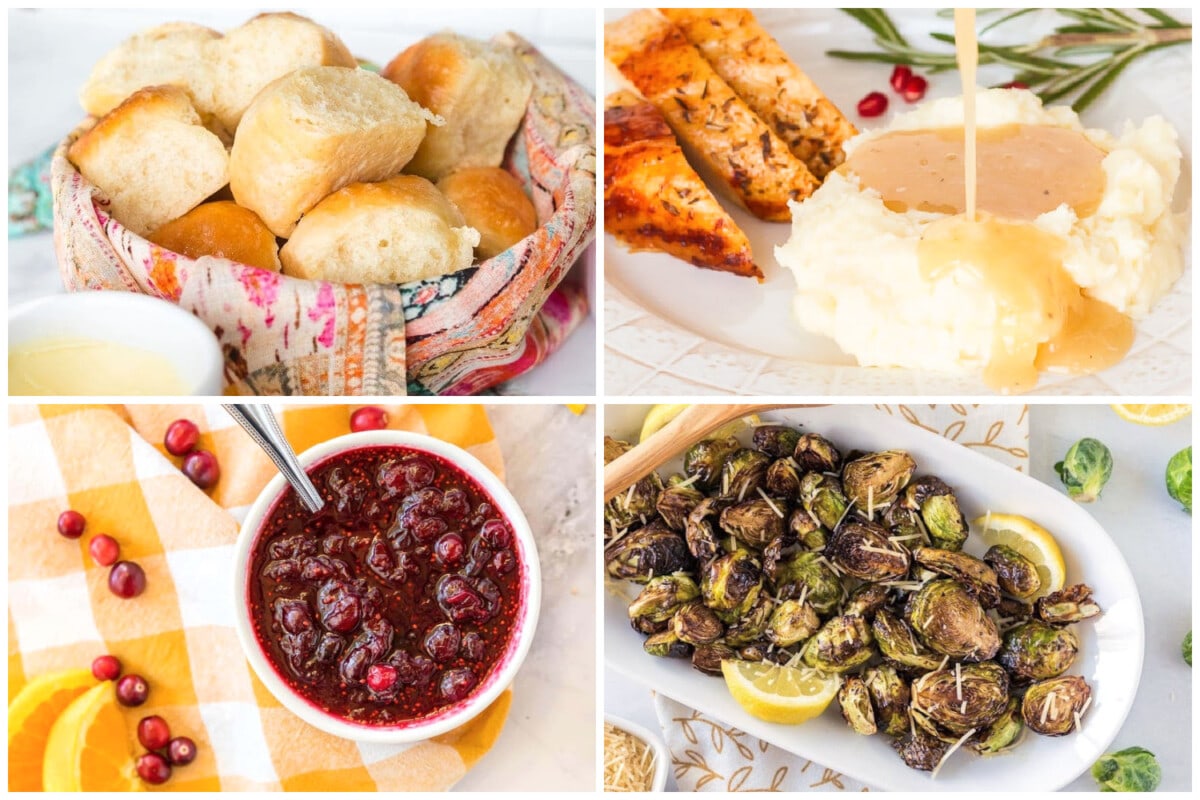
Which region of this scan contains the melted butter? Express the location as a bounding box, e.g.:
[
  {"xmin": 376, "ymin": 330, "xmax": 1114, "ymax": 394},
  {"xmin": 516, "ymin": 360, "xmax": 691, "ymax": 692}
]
[{"xmin": 9, "ymin": 337, "xmax": 189, "ymax": 395}]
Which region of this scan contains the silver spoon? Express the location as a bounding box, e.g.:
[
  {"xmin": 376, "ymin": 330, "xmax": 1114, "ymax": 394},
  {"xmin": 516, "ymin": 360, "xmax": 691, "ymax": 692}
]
[{"xmin": 223, "ymin": 404, "xmax": 325, "ymax": 513}]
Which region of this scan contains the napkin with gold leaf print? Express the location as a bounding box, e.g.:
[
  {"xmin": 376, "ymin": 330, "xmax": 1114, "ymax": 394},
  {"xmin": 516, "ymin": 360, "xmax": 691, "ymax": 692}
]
[{"xmin": 656, "ymin": 404, "xmax": 1030, "ymax": 792}]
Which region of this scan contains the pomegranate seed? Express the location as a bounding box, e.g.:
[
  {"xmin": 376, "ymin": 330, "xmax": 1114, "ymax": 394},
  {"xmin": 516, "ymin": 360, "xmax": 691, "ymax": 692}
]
[
  {"xmin": 88, "ymin": 534, "xmax": 120, "ymax": 567},
  {"xmin": 57, "ymin": 510, "xmax": 86, "ymax": 539},
  {"xmin": 116, "ymin": 674, "xmax": 150, "ymax": 706},
  {"xmin": 890, "ymin": 64, "xmax": 913, "ymax": 92},
  {"xmin": 901, "ymin": 74, "xmax": 928, "ymax": 103},
  {"xmin": 109, "ymin": 561, "xmax": 147, "ymax": 598},
  {"xmin": 167, "ymin": 737, "xmax": 197, "ymax": 766},
  {"xmin": 163, "ymin": 419, "xmax": 200, "ymax": 456},
  {"xmin": 135, "ymin": 752, "xmax": 172, "ymax": 784},
  {"xmin": 350, "ymin": 406, "xmax": 389, "ymax": 432},
  {"xmin": 137, "ymin": 715, "xmax": 172, "ymax": 750},
  {"xmin": 366, "ymin": 663, "xmax": 398, "ymax": 692},
  {"xmin": 182, "ymin": 450, "xmax": 220, "ymax": 489},
  {"xmin": 91, "ymin": 654, "xmax": 122, "ymax": 682},
  {"xmin": 1000, "ymin": 80, "xmax": 1029, "ymax": 90},
  {"xmin": 857, "ymin": 91, "xmax": 888, "ymax": 118}
]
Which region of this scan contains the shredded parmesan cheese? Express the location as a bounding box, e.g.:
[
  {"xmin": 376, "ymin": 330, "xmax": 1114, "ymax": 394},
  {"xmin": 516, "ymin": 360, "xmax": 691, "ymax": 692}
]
[
  {"xmin": 622, "ymin": 483, "xmax": 636, "ymax": 512},
  {"xmin": 738, "ymin": 480, "xmax": 750, "ymax": 502},
  {"xmin": 859, "ymin": 543, "xmax": 899, "ymax": 556},
  {"xmin": 960, "ymin": 700, "xmax": 968, "ymax": 714},
  {"xmin": 675, "ymin": 473, "xmax": 701, "ymax": 489},
  {"xmin": 604, "ymin": 723, "xmax": 657, "ymax": 792},
  {"xmin": 931, "ymin": 726, "xmax": 977, "ymax": 780},
  {"xmin": 756, "ymin": 487, "xmax": 786, "ymax": 518},
  {"xmin": 867, "ymin": 485, "xmax": 875, "ymax": 518},
  {"xmin": 1040, "ymin": 691, "xmax": 1057, "ymax": 725},
  {"xmin": 955, "ymin": 662, "xmax": 963, "ymax": 701}
]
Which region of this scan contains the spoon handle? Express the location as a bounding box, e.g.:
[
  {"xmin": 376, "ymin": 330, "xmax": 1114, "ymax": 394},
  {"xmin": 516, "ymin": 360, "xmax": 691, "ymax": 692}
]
[{"xmin": 223, "ymin": 404, "xmax": 325, "ymax": 513}]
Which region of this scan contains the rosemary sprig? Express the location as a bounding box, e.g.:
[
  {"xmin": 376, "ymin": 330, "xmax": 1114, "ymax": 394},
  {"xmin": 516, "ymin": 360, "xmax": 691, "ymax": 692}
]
[{"xmin": 828, "ymin": 8, "xmax": 1191, "ymax": 112}]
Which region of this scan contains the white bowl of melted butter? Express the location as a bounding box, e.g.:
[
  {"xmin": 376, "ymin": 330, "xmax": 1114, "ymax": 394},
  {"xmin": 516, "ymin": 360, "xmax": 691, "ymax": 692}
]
[{"xmin": 9, "ymin": 292, "xmax": 224, "ymax": 396}]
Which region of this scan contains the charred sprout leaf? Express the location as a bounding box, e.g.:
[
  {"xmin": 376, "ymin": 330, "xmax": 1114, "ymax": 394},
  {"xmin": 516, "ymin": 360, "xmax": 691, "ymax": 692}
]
[
  {"xmin": 656, "ymin": 478, "xmax": 706, "ymax": 531},
  {"xmin": 912, "ymin": 547, "xmax": 1001, "ymax": 608},
  {"xmin": 872, "ymin": 609, "xmax": 946, "ymax": 672},
  {"xmin": 844, "ymin": 583, "xmax": 891, "ymax": 620},
  {"xmin": 766, "ymin": 458, "xmax": 803, "ymax": 497},
  {"xmin": 903, "ymin": 477, "xmax": 968, "ymax": 551},
  {"xmin": 629, "ymin": 574, "xmax": 700, "ymax": 622},
  {"xmin": 692, "ymin": 642, "xmax": 737, "ymax": 675},
  {"xmin": 838, "ymin": 676, "xmax": 878, "ymax": 735},
  {"xmin": 603, "ymin": 435, "xmax": 632, "ymax": 464},
  {"xmin": 766, "ymin": 598, "xmax": 821, "ymax": 647},
  {"xmin": 864, "ymin": 665, "xmax": 911, "ymax": 738},
  {"xmin": 802, "ymin": 614, "xmax": 875, "ymax": 673},
  {"xmin": 605, "ymin": 522, "xmax": 693, "ymax": 584},
  {"xmin": 720, "ymin": 497, "xmax": 786, "ymax": 549},
  {"xmin": 911, "ymin": 662, "xmax": 1010, "ymax": 740},
  {"xmin": 644, "ymin": 629, "xmax": 691, "ymax": 658},
  {"xmin": 769, "ymin": 551, "xmax": 843, "ymax": 613},
  {"xmin": 996, "ymin": 596, "xmax": 1035, "ymax": 623},
  {"xmin": 606, "ymin": 468, "xmax": 664, "ymax": 532},
  {"xmin": 842, "ymin": 450, "xmax": 917, "ymax": 511},
  {"xmin": 752, "ymin": 425, "xmax": 802, "ymax": 459},
  {"xmin": 738, "ymin": 643, "xmax": 769, "ymax": 662},
  {"xmin": 684, "ymin": 497, "xmax": 726, "ymax": 563},
  {"xmin": 892, "ymin": 727, "xmax": 949, "ymax": 772},
  {"xmin": 721, "ymin": 449, "xmax": 771, "ymax": 501},
  {"xmin": 1184, "ymin": 631, "xmax": 1192, "ymax": 667},
  {"xmin": 1166, "ymin": 446, "xmax": 1191, "ymax": 513},
  {"xmin": 908, "ymin": 579, "xmax": 1001, "ymax": 661},
  {"xmin": 997, "ymin": 620, "xmax": 1079, "ymax": 682},
  {"xmin": 725, "ymin": 596, "xmax": 775, "ymax": 646},
  {"xmin": 969, "ymin": 697, "xmax": 1024, "ymax": 756},
  {"xmin": 799, "ymin": 472, "xmax": 850, "ymax": 531},
  {"xmin": 984, "ymin": 544, "xmax": 1043, "ymax": 600},
  {"xmin": 1022, "ymin": 675, "xmax": 1091, "ymax": 736},
  {"xmin": 1054, "ymin": 438, "xmax": 1113, "ymax": 503},
  {"xmin": 1091, "ymin": 746, "xmax": 1163, "ymax": 792},
  {"xmin": 787, "ymin": 507, "xmax": 828, "ymax": 550},
  {"xmin": 1036, "ymin": 584, "xmax": 1102, "ymax": 625},
  {"xmin": 674, "ymin": 601, "xmax": 725, "ymax": 645},
  {"xmin": 684, "ymin": 437, "xmax": 740, "ymax": 490},
  {"xmin": 827, "ymin": 520, "xmax": 912, "ymax": 582},
  {"xmin": 630, "ymin": 615, "xmax": 668, "ymax": 635},
  {"xmin": 793, "ymin": 433, "xmax": 842, "ymax": 473},
  {"xmin": 701, "ymin": 550, "xmax": 763, "ymax": 623}
]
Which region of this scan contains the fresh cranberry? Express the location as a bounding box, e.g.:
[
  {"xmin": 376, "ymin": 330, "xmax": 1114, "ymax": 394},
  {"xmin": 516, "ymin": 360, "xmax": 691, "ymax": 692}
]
[
  {"xmin": 163, "ymin": 419, "xmax": 200, "ymax": 456},
  {"xmin": 116, "ymin": 674, "xmax": 150, "ymax": 706},
  {"xmin": 57, "ymin": 510, "xmax": 86, "ymax": 539},
  {"xmin": 890, "ymin": 64, "xmax": 913, "ymax": 92},
  {"xmin": 1000, "ymin": 80, "xmax": 1029, "ymax": 90},
  {"xmin": 425, "ymin": 623, "xmax": 462, "ymax": 662},
  {"xmin": 461, "ymin": 632, "xmax": 485, "ymax": 661},
  {"xmin": 440, "ymin": 667, "xmax": 477, "ymax": 703},
  {"xmin": 109, "ymin": 561, "xmax": 147, "ymax": 598},
  {"xmin": 901, "ymin": 74, "xmax": 928, "ymax": 102},
  {"xmin": 182, "ymin": 450, "xmax": 220, "ymax": 489},
  {"xmin": 857, "ymin": 91, "xmax": 888, "ymax": 118},
  {"xmin": 434, "ymin": 533, "xmax": 464, "ymax": 566},
  {"xmin": 91, "ymin": 654, "xmax": 121, "ymax": 681},
  {"xmin": 167, "ymin": 737, "xmax": 197, "ymax": 767},
  {"xmin": 479, "ymin": 519, "xmax": 510, "ymax": 549},
  {"xmin": 366, "ymin": 663, "xmax": 398, "ymax": 693},
  {"xmin": 135, "ymin": 752, "xmax": 171, "ymax": 784},
  {"xmin": 491, "ymin": 550, "xmax": 516, "ymax": 575},
  {"xmin": 137, "ymin": 715, "xmax": 171, "ymax": 750},
  {"xmin": 88, "ymin": 534, "xmax": 120, "ymax": 567},
  {"xmin": 350, "ymin": 406, "xmax": 389, "ymax": 432}
]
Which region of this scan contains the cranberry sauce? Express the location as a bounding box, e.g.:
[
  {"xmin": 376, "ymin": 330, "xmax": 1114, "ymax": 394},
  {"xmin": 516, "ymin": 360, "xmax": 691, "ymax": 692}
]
[{"xmin": 247, "ymin": 445, "xmax": 522, "ymax": 725}]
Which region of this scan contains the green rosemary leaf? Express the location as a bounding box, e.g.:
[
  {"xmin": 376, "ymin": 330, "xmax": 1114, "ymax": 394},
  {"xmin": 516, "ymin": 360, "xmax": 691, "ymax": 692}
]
[
  {"xmin": 1140, "ymin": 8, "xmax": 1185, "ymax": 28},
  {"xmin": 1072, "ymin": 45, "xmax": 1144, "ymax": 111},
  {"xmin": 980, "ymin": 8, "xmax": 1040, "ymax": 35},
  {"xmin": 842, "ymin": 9, "xmax": 908, "ymax": 46}
]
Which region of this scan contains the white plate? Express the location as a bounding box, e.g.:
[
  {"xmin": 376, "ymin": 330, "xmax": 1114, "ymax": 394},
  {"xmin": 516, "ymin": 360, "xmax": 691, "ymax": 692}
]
[
  {"xmin": 603, "ymin": 405, "xmax": 1144, "ymax": 791},
  {"xmin": 603, "ymin": 8, "xmax": 1192, "ymax": 396}
]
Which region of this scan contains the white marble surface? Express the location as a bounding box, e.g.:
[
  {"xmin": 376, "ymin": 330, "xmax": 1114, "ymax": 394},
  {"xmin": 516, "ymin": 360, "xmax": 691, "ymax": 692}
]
[
  {"xmin": 458, "ymin": 404, "xmax": 596, "ymax": 791},
  {"xmin": 606, "ymin": 405, "xmax": 1193, "ymax": 791},
  {"xmin": 7, "ymin": 8, "xmax": 596, "ymax": 396}
]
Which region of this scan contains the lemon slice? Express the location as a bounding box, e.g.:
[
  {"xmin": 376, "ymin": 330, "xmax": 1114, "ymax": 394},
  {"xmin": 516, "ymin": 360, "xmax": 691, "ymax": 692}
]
[
  {"xmin": 972, "ymin": 512, "xmax": 1067, "ymax": 596},
  {"xmin": 1111, "ymin": 404, "xmax": 1191, "ymax": 426},
  {"xmin": 42, "ymin": 682, "xmax": 139, "ymax": 792},
  {"xmin": 7, "ymin": 668, "xmax": 97, "ymax": 791},
  {"xmin": 639, "ymin": 404, "xmax": 689, "ymax": 442},
  {"xmin": 564, "ymin": 404, "xmax": 587, "ymax": 415},
  {"xmin": 721, "ymin": 660, "xmax": 841, "ymax": 725}
]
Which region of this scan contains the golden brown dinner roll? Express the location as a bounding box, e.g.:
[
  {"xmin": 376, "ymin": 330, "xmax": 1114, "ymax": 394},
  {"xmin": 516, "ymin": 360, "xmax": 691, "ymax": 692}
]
[
  {"xmin": 437, "ymin": 167, "xmax": 537, "ymax": 259},
  {"xmin": 383, "ymin": 33, "xmax": 532, "ymax": 180},
  {"xmin": 280, "ymin": 175, "xmax": 480, "ymax": 284},
  {"xmin": 230, "ymin": 66, "xmax": 438, "ymax": 238},
  {"xmin": 148, "ymin": 201, "xmax": 281, "ymax": 272},
  {"xmin": 67, "ymin": 85, "xmax": 229, "ymax": 237}
]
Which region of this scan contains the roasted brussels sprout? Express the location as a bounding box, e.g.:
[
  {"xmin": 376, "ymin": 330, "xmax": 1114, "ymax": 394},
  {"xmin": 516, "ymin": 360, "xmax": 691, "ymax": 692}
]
[
  {"xmin": 752, "ymin": 425, "xmax": 801, "ymax": 458},
  {"xmin": 701, "ymin": 550, "xmax": 763, "ymax": 623},
  {"xmin": 910, "ymin": 662, "xmax": 1009, "ymax": 741},
  {"xmin": 844, "ymin": 583, "xmax": 891, "ymax": 620},
  {"xmin": 802, "ymin": 615, "xmax": 875, "ymax": 673},
  {"xmin": 605, "ymin": 522, "xmax": 693, "ymax": 584},
  {"xmin": 656, "ymin": 477, "xmax": 706, "ymax": 531},
  {"xmin": 799, "ymin": 473, "xmax": 849, "ymax": 531},
  {"xmin": 630, "ymin": 615, "xmax": 668, "ymax": 636},
  {"xmin": 838, "ymin": 676, "xmax": 878, "ymax": 735},
  {"xmin": 606, "ymin": 468, "xmax": 664, "ymax": 532},
  {"xmin": 908, "ymin": 579, "xmax": 1001, "ymax": 661},
  {"xmin": 912, "ymin": 547, "xmax": 1001, "ymax": 609},
  {"xmin": 968, "ymin": 697, "xmax": 1024, "ymax": 755},
  {"xmin": 674, "ymin": 601, "xmax": 724, "ymax": 646},
  {"xmin": 644, "ymin": 629, "xmax": 691, "ymax": 658},
  {"xmin": 1022, "ymin": 675, "xmax": 1091, "ymax": 736},
  {"xmin": 720, "ymin": 498, "xmax": 786, "ymax": 549},
  {"xmin": 891, "ymin": 728, "xmax": 949, "ymax": 772},
  {"xmin": 787, "ymin": 507, "xmax": 829, "ymax": 550},
  {"xmin": 793, "ymin": 433, "xmax": 842, "ymax": 473},
  {"xmin": 983, "ymin": 544, "xmax": 1042, "ymax": 600},
  {"xmin": 872, "ymin": 609, "xmax": 945, "ymax": 672},
  {"xmin": 1054, "ymin": 438, "xmax": 1113, "ymax": 503},
  {"xmin": 996, "ymin": 621, "xmax": 1079, "ymax": 682},
  {"xmin": 864, "ymin": 665, "xmax": 911, "ymax": 737},
  {"xmin": 684, "ymin": 497, "xmax": 726, "ymax": 563},
  {"xmin": 842, "ymin": 450, "xmax": 916, "ymax": 511},
  {"xmin": 1035, "ymin": 584, "xmax": 1101, "ymax": 625},
  {"xmin": 880, "ymin": 500, "xmax": 925, "ymax": 546},
  {"xmin": 766, "ymin": 458, "xmax": 803, "ymax": 497},
  {"xmin": 604, "ymin": 435, "xmax": 633, "ymax": 464},
  {"xmin": 1166, "ymin": 446, "xmax": 1191, "ymax": 513},
  {"xmin": 724, "ymin": 596, "xmax": 774, "ymax": 646},
  {"xmin": 692, "ymin": 642, "xmax": 737, "ymax": 675},
  {"xmin": 766, "ymin": 598, "xmax": 820, "ymax": 647},
  {"xmin": 721, "ymin": 449, "xmax": 771, "ymax": 500},
  {"xmin": 1091, "ymin": 746, "xmax": 1162, "ymax": 792},
  {"xmin": 737, "ymin": 643, "xmax": 769, "ymax": 662},
  {"xmin": 769, "ymin": 551, "xmax": 843, "ymax": 614},
  {"xmin": 684, "ymin": 437, "xmax": 740, "ymax": 490},
  {"xmin": 628, "ymin": 574, "xmax": 701, "ymax": 628},
  {"xmin": 902, "ymin": 476, "xmax": 968, "ymax": 552},
  {"xmin": 826, "ymin": 520, "xmax": 912, "ymax": 582}
]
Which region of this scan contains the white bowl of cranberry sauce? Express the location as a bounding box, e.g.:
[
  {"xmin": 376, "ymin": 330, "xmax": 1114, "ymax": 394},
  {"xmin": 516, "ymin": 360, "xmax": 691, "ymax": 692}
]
[{"xmin": 232, "ymin": 430, "xmax": 541, "ymax": 743}]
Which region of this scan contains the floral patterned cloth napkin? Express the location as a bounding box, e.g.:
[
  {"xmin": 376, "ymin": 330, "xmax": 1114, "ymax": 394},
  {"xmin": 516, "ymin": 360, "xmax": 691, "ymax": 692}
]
[{"xmin": 656, "ymin": 404, "xmax": 1030, "ymax": 792}]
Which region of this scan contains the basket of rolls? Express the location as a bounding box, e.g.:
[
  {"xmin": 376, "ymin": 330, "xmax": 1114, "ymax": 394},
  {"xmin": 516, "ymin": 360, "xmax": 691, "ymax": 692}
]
[{"xmin": 51, "ymin": 12, "xmax": 595, "ymax": 395}]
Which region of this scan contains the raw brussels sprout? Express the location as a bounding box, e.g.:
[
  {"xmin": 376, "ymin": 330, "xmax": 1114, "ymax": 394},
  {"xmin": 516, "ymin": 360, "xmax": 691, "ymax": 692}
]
[
  {"xmin": 864, "ymin": 665, "xmax": 911, "ymax": 738},
  {"xmin": 891, "ymin": 728, "xmax": 949, "ymax": 772},
  {"xmin": 674, "ymin": 601, "xmax": 724, "ymax": 646},
  {"xmin": 724, "ymin": 596, "xmax": 774, "ymax": 646},
  {"xmin": 826, "ymin": 520, "xmax": 911, "ymax": 582},
  {"xmin": 793, "ymin": 433, "xmax": 842, "ymax": 474},
  {"xmin": 787, "ymin": 507, "xmax": 828, "ymax": 550},
  {"xmin": 605, "ymin": 522, "xmax": 693, "ymax": 584},
  {"xmin": 799, "ymin": 473, "xmax": 849, "ymax": 531},
  {"xmin": 752, "ymin": 425, "xmax": 801, "ymax": 458},
  {"xmin": 838, "ymin": 676, "xmax": 878, "ymax": 735},
  {"xmin": 644, "ymin": 629, "xmax": 691, "ymax": 658},
  {"xmin": 908, "ymin": 579, "xmax": 1001, "ymax": 661},
  {"xmin": 1054, "ymin": 438, "xmax": 1113, "ymax": 503},
  {"xmin": 720, "ymin": 498, "xmax": 786, "ymax": 549},
  {"xmin": 769, "ymin": 551, "xmax": 842, "ymax": 614},
  {"xmin": 701, "ymin": 550, "xmax": 763, "ymax": 623},
  {"xmin": 802, "ymin": 615, "xmax": 875, "ymax": 673},
  {"xmin": 766, "ymin": 599, "xmax": 820, "ymax": 647},
  {"xmin": 684, "ymin": 437, "xmax": 740, "ymax": 490},
  {"xmin": 766, "ymin": 458, "xmax": 803, "ymax": 497},
  {"xmin": 1035, "ymin": 584, "xmax": 1102, "ymax": 625},
  {"xmin": 691, "ymin": 642, "xmax": 737, "ymax": 675},
  {"xmin": 902, "ymin": 476, "xmax": 968, "ymax": 552},
  {"xmin": 842, "ymin": 450, "xmax": 916, "ymax": 511},
  {"xmin": 1091, "ymin": 746, "xmax": 1162, "ymax": 792},
  {"xmin": 628, "ymin": 574, "xmax": 701, "ymax": 626},
  {"xmin": 684, "ymin": 497, "xmax": 726, "ymax": 563},
  {"xmin": 872, "ymin": 609, "xmax": 945, "ymax": 672},
  {"xmin": 656, "ymin": 477, "xmax": 706, "ymax": 531},
  {"xmin": 983, "ymin": 544, "xmax": 1042, "ymax": 600},
  {"xmin": 912, "ymin": 547, "xmax": 1001, "ymax": 609},
  {"xmin": 1184, "ymin": 631, "xmax": 1192, "ymax": 667},
  {"xmin": 1166, "ymin": 446, "xmax": 1191, "ymax": 513},
  {"xmin": 996, "ymin": 621, "xmax": 1079, "ymax": 682},
  {"xmin": 968, "ymin": 697, "xmax": 1024, "ymax": 755},
  {"xmin": 843, "ymin": 583, "xmax": 890, "ymax": 620},
  {"xmin": 721, "ymin": 449, "xmax": 771, "ymax": 500},
  {"xmin": 910, "ymin": 662, "xmax": 1010, "ymax": 740},
  {"xmin": 1022, "ymin": 675, "xmax": 1091, "ymax": 736}
]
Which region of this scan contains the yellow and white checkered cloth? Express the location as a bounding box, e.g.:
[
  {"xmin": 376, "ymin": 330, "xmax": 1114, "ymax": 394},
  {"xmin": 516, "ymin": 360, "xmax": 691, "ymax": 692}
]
[{"xmin": 8, "ymin": 404, "xmax": 510, "ymax": 791}]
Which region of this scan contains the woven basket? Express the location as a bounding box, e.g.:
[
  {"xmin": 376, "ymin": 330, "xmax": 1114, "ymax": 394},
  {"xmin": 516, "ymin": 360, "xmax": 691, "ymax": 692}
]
[{"xmin": 51, "ymin": 33, "xmax": 595, "ymax": 396}]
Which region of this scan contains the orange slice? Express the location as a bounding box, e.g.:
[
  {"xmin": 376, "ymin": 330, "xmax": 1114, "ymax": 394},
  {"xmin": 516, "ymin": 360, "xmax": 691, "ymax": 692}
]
[
  {"xmin": 7, "ymin": 668, "xmax": 97, "ymax": 791},
  {"xmin": 42, "ymin": 681, "xmax": 140, "ymax": 791}
]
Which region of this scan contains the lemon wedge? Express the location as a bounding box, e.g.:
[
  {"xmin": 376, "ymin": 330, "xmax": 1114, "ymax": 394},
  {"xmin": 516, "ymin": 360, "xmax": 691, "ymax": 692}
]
[
  {"xmin": 639, "ymin": 404, "xmax": 689, "ymax": 442},
  {"xmin": 42, "ymin": 682, "xmax": 139, "ymax": 792},
  {"xmin": 721, "ymin": 660, "xmax": 841, "ymax": 725},
  {"xmin": 1111, "ymin": 404, "xmax": 1191, "ymax": 426},
  {"xmin": 7, "ymin": 668, "xmax": 97, "ymax": 791},
  {"xmin": 972, "ymin": 512, "xmax": 1067, "ymax": 596}
]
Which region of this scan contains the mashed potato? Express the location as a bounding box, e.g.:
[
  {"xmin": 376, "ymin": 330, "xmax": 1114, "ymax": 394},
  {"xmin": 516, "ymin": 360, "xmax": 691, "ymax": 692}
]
[{"xmin": 775, "ymin": 88, "xmax": 1186, "ymax": 376}]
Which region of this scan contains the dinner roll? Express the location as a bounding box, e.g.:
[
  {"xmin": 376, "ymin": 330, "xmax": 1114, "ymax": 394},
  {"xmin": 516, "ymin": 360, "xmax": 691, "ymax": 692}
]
[
  {"xmin": 383, "ymin": 33, "xmax": 532, "ymax": 180},
  {"xmin": 148, "ymin": 201, "xmax": 281, "ymax": 272},
  {"xmin": 67, "ymin": 85, "xmax": 229, "ymax": 237},
  {"xmin": 280, "ymin": 175, "xmax": 480, "ymax": 284},
  {"xmin": 437, "ymin": 167, "xmax": 538, "ymax": 259},
  {"xmin": 230, "ymin": 67, "xmax": 438, "ymax": 238}
]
